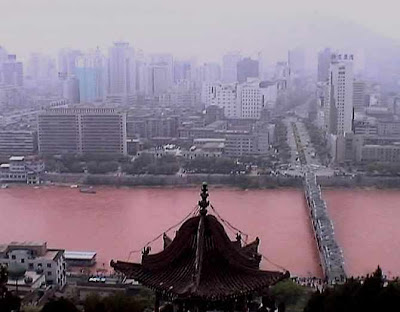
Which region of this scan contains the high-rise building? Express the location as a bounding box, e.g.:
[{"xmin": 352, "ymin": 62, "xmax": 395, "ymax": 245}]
[
  {"xmin": 135, "ymin": 49, "xmax": 149, "ymax": 95},
  {"xmin": 237, "ymin": 57, "xmax": 259, "ymax": 83},
  {"xmin": 149, "ymin": 64, "xmax": 169, "ymax": 96},
  {"xmin": 318, "ymin": 48, "xmax": 332, "ymax": 83},
  {"xmin": 57, "ymin": 49, "xmax": 82, "ymax": 78},
  {"xmin": 222, "ymin": 52, "xmax": 241, "ymax": 83},
  {"xmin": 0, "ymin": 131, "xmax": 36, "ymax": 156},
  {"xmin": 201, "ymin": 83, "xmax": 240, "ymax": 118},
  {"xmin": 2, "ymin": 54, "xmax": 23, "ymax": 86},
  {"xmin": 0, "ymin": 85, "xmax": 25, "ymax": 109},
  {"xmin": 62, "ymin": 76, "xmax": 80, "ymax": 103},
  {"xmin": 238, "ymin": 79, "xmax": 264, "ymax": 119},
  {"xmin": 149, "ymin": 53, "xmax": 174, "ymax": 88},
  {"xmin": 38, "ymin": 108, "xmax": 127, "ymax": 155},
  {"xmin": 202, "ymin": 62, "xmax": 221, "ymax": 83},
  {"xmin": 325, "ymin": 52, "xmax": 354, "ymax": 135},
  {"xmin": 75, "ymin": 48, "xmax": 106, "ymax": 102},
  {"xmin": 107, "ymin": 42, "xmax": 135, "ymax": 96},
  {"xmin": 26, "ymin": 53, "xmax": 57, "ymax": 81},
  {"xmin": 174, "ymin": 59, "xmax": 193, "ymax": 82},
  {"xmin": 353, "ymin": 81, "xmax": 366, "ymax": 110},
  {"xmin": 288, "ymin": 48, "xmax": 305, "ymax": 76}
]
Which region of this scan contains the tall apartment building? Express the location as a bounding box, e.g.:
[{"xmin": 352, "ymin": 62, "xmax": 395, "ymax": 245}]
[
  {"xmin": 222, "ymin": 52, "xmax": 241, "ymax": 83},
  {"xmin": 0, "ymin": 131, "xmax": 36, "ymax": 156},
  {"xmin": 174, "ymin": 59, "xmax": 193, "ymax": 82},
  {"xmin": 107, "ymin": 42, "xmax": 135, "ymax": 103},
  {"xmin": 0, "ymin": 241, "xmax": 66, "ymax": 289},
  {"xmin": 62, "ymin": 76, "xmax": 80, "ymax": 103},
  {"xmin": 38, "ymin": 108, "xmax": 127, "ymax": 155},
  {"xmin": 75, "ymin": 48, "xmax": 105, "ymax": 102},
  {"xmin": 58, "ymin": 49, "xmax": 82, "ymax": 78},
  {"xmin": 317, "ymin": 48, "xmax": 332, "ymax": 83},
  {"xmin": 288, "ymin": 48, "xmax": 305, "ymax": 76},
  {"xmin": 201, "ymin": 62, "xmax": 221, "ymax": 83},
  {"xmin": 324, "ymin": 52, "xmax": 354, "ymax": 135},
  {"xmin": 238, "ymin": 80, "xmax": 263, "ymax": 119},
  {"xmin": 353, "ymin": 81, "xmax": 366, "ymax": 110},
  {"xmin": 0, "ymin": 85, "xmax": 25, "ymax": 109},
  {"xmin": 149, "ymin": 53, "xmax": 174, "ymax": 88},
  {"xmin": 26, "ymin": 53, "xmax": 57, "ymax": 82},
  {"xmin": 237, "ymin": 57, "xmax": 259, "ymax": 83},
  {"xmin": 135, "ymin": 50, "xmax": 149, "ymax": 95},
  {"xmin": 201, "ymin": 83, "xmax": 240, "ymax": 118},
  {"xmin": 149, "ymin": 64, "xmax": 169, "ymax": 96},
  {"xmin": 2, "ymin": 54, "xmax": 23, "ymax": 87}
]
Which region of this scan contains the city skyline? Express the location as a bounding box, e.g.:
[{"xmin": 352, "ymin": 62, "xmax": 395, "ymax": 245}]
[{"xmin": 1, "ymin": 0, "xmax": 399, "ymax": 66}]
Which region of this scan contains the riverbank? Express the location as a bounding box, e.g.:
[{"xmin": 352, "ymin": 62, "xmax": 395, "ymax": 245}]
[
  {"xmin": 42, "ymin": 173, "xmax": 303, "ymax": 189},
  {"xmin": 39, "ymin": 172, "xmax": 400, "ymax": 189}
]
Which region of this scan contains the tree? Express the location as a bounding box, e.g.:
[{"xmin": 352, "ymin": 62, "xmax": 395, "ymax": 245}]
[
  {"xmin": 41, "ymin": 298, "xmax": 79, "ymax": 312},
  {"xmin": 0, "ymin": 264, "xmax": 21, "ymax": 312},
  {"xmin": 87, "ymin": 161, "xmax": 119, "ymax": 174},
  {"xmin": 84, "ymin": 291, "xmax": 154, "ymax": 312},
  {"xmin": 304, "ymin": 267, "xmax": 400, "ymax": 312},
  {"xmin": 270, "ymin": 280, "xmax": 305, "ymax": 306}
]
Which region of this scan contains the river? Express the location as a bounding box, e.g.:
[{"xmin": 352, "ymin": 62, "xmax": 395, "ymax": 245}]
[{"xmin": 0, "ymin": 186, "xmax": 398, "ymax": 278}]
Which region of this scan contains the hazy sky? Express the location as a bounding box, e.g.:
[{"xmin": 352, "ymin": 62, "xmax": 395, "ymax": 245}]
[{"xmin": 1, "ymin": 0, "xmax": 399, "ymax": 63}]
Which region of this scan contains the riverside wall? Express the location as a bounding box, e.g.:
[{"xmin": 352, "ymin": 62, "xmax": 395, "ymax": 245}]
[
  {"xmin": 42, "ymin": 173, "xmax": 303, "ymax": 188},
  {"xmin": 42, "ymin": 173, "xmax": 400, "ymax": 189}
]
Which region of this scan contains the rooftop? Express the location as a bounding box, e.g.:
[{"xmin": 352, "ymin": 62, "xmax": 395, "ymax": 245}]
[
  {"xmin": 9, "ymin": 156, "xmax": 24, "ymax": 161},
  {"xmin": 111, "ymin": 184, "xmax": 288, "ymax": 301},
  {"xmin": 65, "ymin": 251, "xmax": 97, "ymax": 260}
]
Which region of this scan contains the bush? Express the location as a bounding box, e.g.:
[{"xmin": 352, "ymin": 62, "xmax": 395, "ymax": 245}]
[{"xmin": 87, "ymin": 161, "xmax": 119, "ymax": 174}]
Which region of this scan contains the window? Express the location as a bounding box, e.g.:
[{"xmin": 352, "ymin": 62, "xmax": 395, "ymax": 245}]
[
  {"xmin": 47, "ymin": 263, "xmax": 52, "ymax": 268},
  {"xmin": 21, "ymin": 259, "xmax": 25, "ymax": 263},
  {"xmin": 47, "ymin": 271, "xmax": 52, "ymax": 276},
  {"xmin": 29, "ymin": 263, "xmax": 34, "ymax": 269}
]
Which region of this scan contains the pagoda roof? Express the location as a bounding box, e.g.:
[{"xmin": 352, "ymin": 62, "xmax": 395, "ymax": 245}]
[{"xmin": 111, "ymin": 209, "xmax": 288, "ymax": 301}]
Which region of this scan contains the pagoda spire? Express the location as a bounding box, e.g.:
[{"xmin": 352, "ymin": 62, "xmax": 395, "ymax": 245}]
[
  {"xmin": 194, "ymin": 183, "xmax": 209, "ymax": 290},
  {"xmin": 198, "ymin": 182, "xmax": 209, "ymax": 215}
]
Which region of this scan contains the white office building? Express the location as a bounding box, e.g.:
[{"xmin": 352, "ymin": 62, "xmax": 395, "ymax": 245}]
[
  {"xmin": 324, "ymin": 52, "xmax": 354, "ymax": 135},
  {"xmin": 238, "ymin": 80, "xmax": 264, "ymax": 119},
  {"xmin": 201, "ymin": 82, "xmax": 240, "ymax": 118}
]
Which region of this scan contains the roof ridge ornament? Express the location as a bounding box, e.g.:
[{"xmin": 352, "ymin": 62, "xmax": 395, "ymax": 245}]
[{"xmin": 198, "ymin": 182, "xmax": 209, "ymax": 215}]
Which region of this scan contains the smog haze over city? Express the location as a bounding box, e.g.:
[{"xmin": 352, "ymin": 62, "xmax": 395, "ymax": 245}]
[{"xmin": 1, "ymin": 0, "xmax": 400, "ymax": 311}]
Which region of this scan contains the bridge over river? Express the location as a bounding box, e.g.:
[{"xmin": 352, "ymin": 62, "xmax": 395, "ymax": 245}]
[
  {"xmin": 304, "ymin": 171, "xmax": 346, "ymax": 284},
  {"xmin": 289, "ymin": 118, "xmax": 346, "ymax": 284}
]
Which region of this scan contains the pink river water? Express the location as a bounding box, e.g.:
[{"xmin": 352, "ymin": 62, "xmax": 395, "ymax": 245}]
[{"xmin": 0, "ymin": 186, "xmax": 398, "ymax": 278}]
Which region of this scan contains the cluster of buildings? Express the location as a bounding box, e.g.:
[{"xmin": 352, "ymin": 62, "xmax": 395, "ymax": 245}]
[
  {"xmin": 0, "ymin": 156, "xmax": 44, "ymax": 184},
  {"xmin": 314, "ymin": 48, "xmax": 400, "ymax": 165},
  {"xmin": 201, "ymin": 78, "xmax": 285, "ymax": 119},
  {"xmin": 0, "ymin": 241, "xmax": 66, "ymax": 290},
  {"xmin": 0, "ymin": 42, "xmax": 311, "ymax": 166}
]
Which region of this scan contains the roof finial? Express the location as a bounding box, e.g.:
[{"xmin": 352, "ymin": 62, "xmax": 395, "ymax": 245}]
[{"xmin": 198, "ymin": 182, "xmax": 209, "ymax": 215}]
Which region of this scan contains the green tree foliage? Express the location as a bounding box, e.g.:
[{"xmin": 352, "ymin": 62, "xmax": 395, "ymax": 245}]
[
  {"xmin": 274, "ymin": 120, "xmax": 291, "ymax": 163},
  {"xmin": 183, "ymin": 157, "xmax": 243, "ymax": 174},
  {"xmin": 84, "ymin": 291, "xmax": 154, "ymax": 312},
  {"xmin": 87, "ymin": 161, "xmax": 119, "ymax": 174},
  {"xmin": 122, "ymin": 153, "xmax": 179, "ymax": 175},
  {"xmin": 0, "ymin": 264, "xmax": 21, "ymax": 312},
  {"xmin": 270, "ymin": 280, "xmax": 305, "ymax": 306},
  {"xmin": 304, "ymin": 267, "xmax": 400, "ymax": 312},
  {"xmin": 41, "ymin": 298, "xmax": 79, "ymax": 312},
  {"xmin": 303, "ymin": 121, "xmax": 330, "ymax": 165}
]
